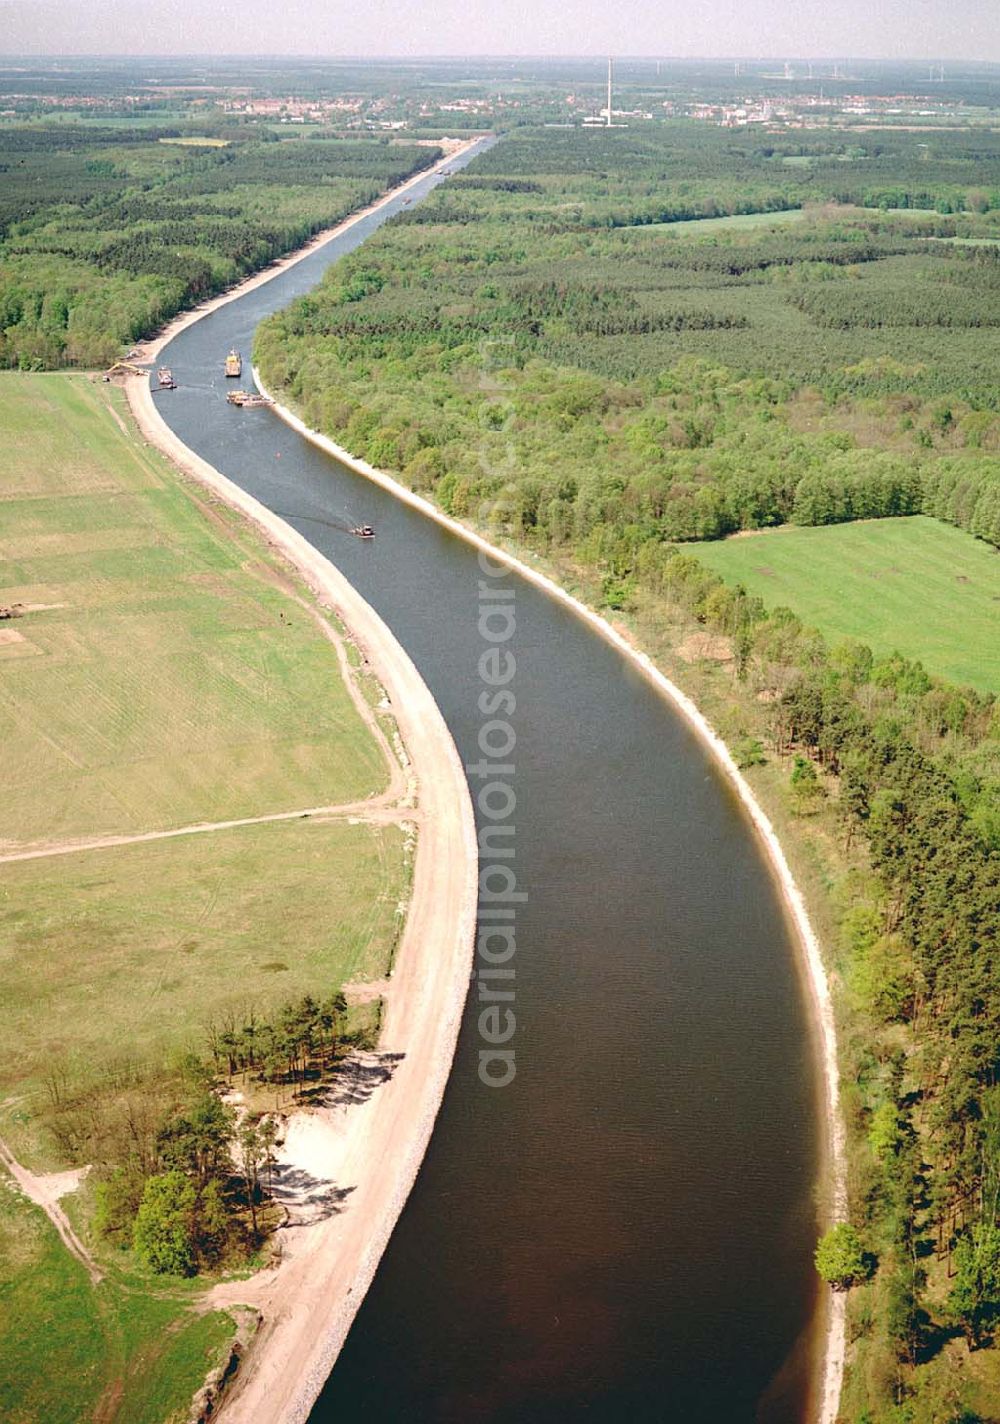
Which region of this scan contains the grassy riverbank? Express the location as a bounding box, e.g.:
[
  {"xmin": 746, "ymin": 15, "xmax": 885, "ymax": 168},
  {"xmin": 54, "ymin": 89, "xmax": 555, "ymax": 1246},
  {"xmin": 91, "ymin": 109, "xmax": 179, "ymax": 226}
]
[
  {"xmin": 441, "ymin": 517, "xmax": 1000, "ymax": 1422},
  {"xmin": 0, "ymin": 372, "xmax": 409, "ymax": 1422},
  {"xmin": 125, "ymin": 298, "xmax": 478, "ymax": 1423},
  {"xmin": 610, "ymin": 577, "xmax": 1000, "ymax": 1424}
]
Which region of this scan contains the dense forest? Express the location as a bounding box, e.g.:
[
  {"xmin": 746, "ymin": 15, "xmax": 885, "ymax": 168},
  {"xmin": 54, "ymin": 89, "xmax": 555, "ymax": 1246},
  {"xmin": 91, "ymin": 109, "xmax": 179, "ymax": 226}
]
[
  {"xmin": 0, "ymin": 125, "xmax": 440, "ymax": 368},
  {"xmin": 257, "ymin": 125, "xmax": 1000, "ymax": 1421}
]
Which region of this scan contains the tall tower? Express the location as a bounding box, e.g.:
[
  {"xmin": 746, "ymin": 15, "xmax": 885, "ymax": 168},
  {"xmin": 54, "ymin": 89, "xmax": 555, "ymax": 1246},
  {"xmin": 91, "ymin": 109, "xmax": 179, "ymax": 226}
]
[{"xmin": 607, "ymin": 57, "xmax": 613, "ymax": 128}]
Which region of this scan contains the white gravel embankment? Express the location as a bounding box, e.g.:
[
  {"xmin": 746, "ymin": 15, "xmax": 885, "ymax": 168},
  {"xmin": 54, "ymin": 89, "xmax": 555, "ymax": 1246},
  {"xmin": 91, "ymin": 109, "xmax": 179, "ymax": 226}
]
[
  {"xmin": 125, "ymin": 372, "xmax": 479, "ymax": 1424},
  {"xmin": 255, "ymin": 369, "xmax": 848, "ymax": 1424}
]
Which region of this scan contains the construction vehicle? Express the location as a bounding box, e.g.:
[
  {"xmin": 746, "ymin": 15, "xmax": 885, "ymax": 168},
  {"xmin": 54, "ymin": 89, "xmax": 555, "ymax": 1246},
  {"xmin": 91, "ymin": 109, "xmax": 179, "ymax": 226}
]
[{"xmin": 102, "ymin": 360, "xmax": 147, "ymax": 381}]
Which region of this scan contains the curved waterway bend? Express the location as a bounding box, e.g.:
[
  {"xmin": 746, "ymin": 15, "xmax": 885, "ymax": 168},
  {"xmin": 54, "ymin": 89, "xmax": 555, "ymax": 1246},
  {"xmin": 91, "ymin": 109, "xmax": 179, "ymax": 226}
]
[{"xmin": 156, "ymin": 144, "xmax": 823, "ymax": 1424}]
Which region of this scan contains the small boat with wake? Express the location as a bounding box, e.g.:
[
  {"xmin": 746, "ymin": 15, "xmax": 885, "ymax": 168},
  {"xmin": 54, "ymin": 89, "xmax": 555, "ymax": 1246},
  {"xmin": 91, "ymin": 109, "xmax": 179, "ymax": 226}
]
[{"xmin": 351, "ymin": 524, "xmax": 375, "ymax": 539}]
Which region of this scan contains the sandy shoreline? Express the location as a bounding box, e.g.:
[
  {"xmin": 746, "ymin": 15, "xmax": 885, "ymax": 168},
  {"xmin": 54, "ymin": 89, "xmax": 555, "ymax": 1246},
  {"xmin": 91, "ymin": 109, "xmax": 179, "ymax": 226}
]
[
  {"xmin": 133, "ymin": 135, "xmax": 485, "ymax": 366},
  {"xmin": 256, "ymin": 370, "xmax": 848, "ymax": 1424},
  {"xmin": 125, "ymin": 372, "xmax": 479, "ymax": 1422}
]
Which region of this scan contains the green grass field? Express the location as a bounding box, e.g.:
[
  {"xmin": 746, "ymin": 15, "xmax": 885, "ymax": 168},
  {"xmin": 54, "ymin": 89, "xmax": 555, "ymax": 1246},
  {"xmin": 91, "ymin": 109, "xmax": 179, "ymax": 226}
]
[
  {"xmin": 0, "ymin": 374, "xmax": 408, "ymax": 1422},
  {"xmin": 0, "ymin": 373, "xmax": 386, "ymax": 842},
  {"xmin": 0, "ymin": 1180, "xmax": 236, "ymax": 1424},
  {"xmin": 689, "ymin": 516, "xmax": 1000, "ymax": 692},
  {"xmin": 0, "ymin": 372, "xmax": 407, "ymax": 1105},
  {"xmin": 0, "ymin": 817, "xmax": 406, "ymax": 1097}
]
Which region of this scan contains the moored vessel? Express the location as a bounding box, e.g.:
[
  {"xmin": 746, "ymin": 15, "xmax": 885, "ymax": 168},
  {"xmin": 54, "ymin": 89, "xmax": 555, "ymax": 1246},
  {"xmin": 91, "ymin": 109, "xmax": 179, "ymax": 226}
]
[{"xmin": 226, "ymin": 389, "xmax": 273, "ymax": 409}]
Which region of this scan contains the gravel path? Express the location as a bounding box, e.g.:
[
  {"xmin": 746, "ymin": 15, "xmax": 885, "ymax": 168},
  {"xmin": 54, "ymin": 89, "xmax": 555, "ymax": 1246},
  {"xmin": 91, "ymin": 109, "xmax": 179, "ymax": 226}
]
[{"xmin": 125, "ymin": 370, "xmax": 478, "ymax": 1424}]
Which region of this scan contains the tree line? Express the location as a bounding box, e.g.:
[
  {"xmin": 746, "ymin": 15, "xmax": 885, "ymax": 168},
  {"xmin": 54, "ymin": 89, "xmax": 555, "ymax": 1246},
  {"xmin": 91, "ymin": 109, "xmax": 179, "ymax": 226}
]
[{"xmin": 650, "ymin": 548, "xmax": 1000, "ymax": 1373}]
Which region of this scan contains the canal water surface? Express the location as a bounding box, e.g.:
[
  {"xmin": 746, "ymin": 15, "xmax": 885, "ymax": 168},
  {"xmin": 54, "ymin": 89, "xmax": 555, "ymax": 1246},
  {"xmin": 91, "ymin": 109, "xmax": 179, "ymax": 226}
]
[{"xmin": 156, "ymin": 141, "xmax": 823, "ymax": 1423}]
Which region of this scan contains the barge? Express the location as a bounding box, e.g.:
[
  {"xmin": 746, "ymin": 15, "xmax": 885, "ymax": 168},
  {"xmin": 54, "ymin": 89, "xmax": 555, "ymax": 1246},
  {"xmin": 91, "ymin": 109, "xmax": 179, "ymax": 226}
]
[{"xmin": 226, "ymin": 389, "xmax": 273, "ymax": 409}]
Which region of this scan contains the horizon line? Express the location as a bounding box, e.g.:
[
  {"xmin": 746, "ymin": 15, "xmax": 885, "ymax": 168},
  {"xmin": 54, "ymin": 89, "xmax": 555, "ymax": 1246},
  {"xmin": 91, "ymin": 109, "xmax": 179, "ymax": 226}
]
[{"xmin": 1, "ymin": 52, "xmax": 998, "ymax": 67}]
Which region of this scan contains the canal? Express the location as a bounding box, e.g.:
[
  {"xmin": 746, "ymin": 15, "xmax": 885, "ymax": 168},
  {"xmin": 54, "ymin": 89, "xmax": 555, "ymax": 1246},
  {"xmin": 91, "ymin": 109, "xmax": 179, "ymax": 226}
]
[{"xmin": 155, "ymin": 139, "xmax": 823, "ymax": 1424}]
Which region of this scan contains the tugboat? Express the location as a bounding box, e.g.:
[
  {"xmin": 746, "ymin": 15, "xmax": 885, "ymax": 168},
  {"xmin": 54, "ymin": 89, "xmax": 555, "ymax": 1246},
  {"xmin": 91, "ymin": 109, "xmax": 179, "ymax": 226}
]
[
  {"xmin": 351, "ymin": 524, "xmax": 375, "ymax": 539},
  {"xmin": 156, "ymin": 366, "xmax": 176, "ymax": 389},
  {"xmin": 224, "ymin": 349, "xmax": 243, "ymax": 378}
]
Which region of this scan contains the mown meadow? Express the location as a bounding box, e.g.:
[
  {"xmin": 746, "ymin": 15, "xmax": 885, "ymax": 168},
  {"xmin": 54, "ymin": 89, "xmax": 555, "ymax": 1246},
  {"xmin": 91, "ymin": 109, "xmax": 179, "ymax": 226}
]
[{"xmin": 690, "ymin": 516, "xmax": 1000, "ymax": 693}]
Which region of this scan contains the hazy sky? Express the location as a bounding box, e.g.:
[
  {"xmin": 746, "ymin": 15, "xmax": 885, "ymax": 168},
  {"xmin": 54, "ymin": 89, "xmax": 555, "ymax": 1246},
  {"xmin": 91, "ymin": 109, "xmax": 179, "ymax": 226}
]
[{"xmin": 0, "ymin": 0, "xmax": 996, "ymax": 62}]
